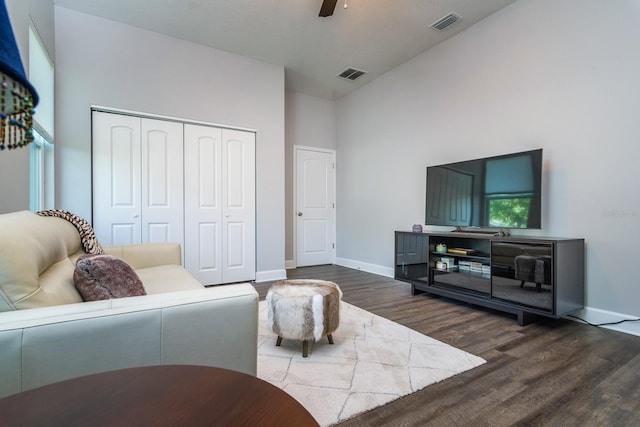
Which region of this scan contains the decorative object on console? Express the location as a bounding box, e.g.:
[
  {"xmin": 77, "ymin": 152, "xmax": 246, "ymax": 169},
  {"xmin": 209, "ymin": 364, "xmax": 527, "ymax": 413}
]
[
  {"xmin": 435, "ymin": 261, "xmax": 447, "ymax": 270},
  {"xmin": 435, "ymin": 243, "xmax": 447, "ymax": 253},
  {"xmin": 412, "ymin": 224, "xmax": 423, "ymax": 233},
  {"xmin": 0, "ymin": 0, "xmax": 39, "ymax": 150}
]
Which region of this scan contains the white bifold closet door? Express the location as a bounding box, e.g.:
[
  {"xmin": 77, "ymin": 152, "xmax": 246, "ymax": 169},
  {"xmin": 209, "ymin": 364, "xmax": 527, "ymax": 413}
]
[
  {"xmin": 92, "ymin": 111, "xmax": 255, "ymax": 285},
  {"xmin": 183, "ymin": 124, "xmax": 255, "ymax": 284},
  {"xmin": 92, "ymin": 112, "xmax": 184, "ymax": 250}
]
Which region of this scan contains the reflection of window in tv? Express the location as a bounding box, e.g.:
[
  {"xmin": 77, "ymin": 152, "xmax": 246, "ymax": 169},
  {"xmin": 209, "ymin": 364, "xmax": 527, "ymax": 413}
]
[
  {"xmin": 484, "ymin": 155, "xmax": 534, "ymax": 195},
  {"xmin": 487, "ymin": 197, "xmax": 532, "ymax": 228},
  {"xmin": 484, "ymin": 154, "xmax": 535, "ymax": 228}
]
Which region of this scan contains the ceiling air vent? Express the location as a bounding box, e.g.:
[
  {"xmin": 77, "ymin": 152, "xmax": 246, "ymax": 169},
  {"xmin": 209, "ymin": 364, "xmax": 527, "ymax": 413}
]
[
  {"xmin": 338, "ymin": 67, "xmax": 367, "ymax": 81},
  {"xmin": 430, "ymin": 12, "xmax": 462, "ymax": 31}
]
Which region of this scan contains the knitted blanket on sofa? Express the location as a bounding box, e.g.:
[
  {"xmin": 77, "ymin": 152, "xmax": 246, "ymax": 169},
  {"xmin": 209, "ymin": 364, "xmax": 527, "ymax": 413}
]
[{"xmin": 37, "ymin": 209, "xmax": 104, "ymax": 255}]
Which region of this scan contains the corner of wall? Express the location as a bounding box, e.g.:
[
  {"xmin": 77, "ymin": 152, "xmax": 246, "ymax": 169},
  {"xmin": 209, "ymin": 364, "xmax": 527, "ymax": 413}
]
[
  {"xmin": 566, "ymin": 307, "xmax": 640, "ymax": 338},
  {"xmin": 255, "ymin": 269, "xmax": 287, "ymax": 283},
  {"xmin": 334, "ymin": 257, "xmax": 394, "ymax": 278}
]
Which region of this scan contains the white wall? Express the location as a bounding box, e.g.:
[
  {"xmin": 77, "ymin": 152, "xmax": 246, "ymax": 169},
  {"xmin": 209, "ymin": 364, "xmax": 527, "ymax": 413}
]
[
  {"xmin": 284, "ymin": 90, "xmax": 336, "ymax": 263},
  {"xmin": 54, "ymin": 7, "xmax": 286, "ymax": 279},
  {"xmin": 335, "ymin": 0, "xmax": 640, "ymax": 331}
]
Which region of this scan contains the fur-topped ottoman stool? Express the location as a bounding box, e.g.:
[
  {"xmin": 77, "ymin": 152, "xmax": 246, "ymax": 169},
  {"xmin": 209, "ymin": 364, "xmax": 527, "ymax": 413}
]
[{"xmin": 266, "ymin": 279, "xmax": 342, "ymax": 357}]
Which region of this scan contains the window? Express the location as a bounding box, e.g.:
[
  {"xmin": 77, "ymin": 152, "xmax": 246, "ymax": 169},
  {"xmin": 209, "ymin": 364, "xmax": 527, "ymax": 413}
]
[
  {"xmin": 28, "ymin": 25, "xmax": 54, "ymax": 211},
  {"xmin": 29, "ymin": 130, "xmax": 53, "ymax": 211}
]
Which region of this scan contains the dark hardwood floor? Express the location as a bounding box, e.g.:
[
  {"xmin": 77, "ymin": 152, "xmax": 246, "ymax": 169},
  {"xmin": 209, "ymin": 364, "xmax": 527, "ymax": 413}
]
[{"xmin": 253, "ymin": 265, "xmax": 640, "ymax": 426}]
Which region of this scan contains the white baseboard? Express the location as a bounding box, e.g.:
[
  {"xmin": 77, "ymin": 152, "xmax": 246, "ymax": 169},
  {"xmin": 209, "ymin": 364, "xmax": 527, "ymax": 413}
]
[
  {"xmin": 254, "ymin": 269, "xmax": 287, "ymax": 283},
  {"xmin": 285, "ymin": 260, "xmax": 296, "ymax": 270},
  {"xmin": 566, "ymin": 306, "xmax": 640, "ymax": 337},
  {"xmin": 334, "ymin": 257, "xmax": 394, "ymax": 278}
]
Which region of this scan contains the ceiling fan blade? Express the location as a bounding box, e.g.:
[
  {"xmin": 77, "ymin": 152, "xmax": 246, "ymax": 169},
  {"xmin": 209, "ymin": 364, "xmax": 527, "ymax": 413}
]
[{"xmin": 319, "ymin": 0, "xmax": 338, "ymax": 17}]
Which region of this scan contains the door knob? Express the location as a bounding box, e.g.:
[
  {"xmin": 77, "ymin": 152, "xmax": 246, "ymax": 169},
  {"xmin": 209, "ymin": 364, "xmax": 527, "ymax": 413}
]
[{"xmin": 297, "ymin": 212, "xmax": 303, "ymax": 216}]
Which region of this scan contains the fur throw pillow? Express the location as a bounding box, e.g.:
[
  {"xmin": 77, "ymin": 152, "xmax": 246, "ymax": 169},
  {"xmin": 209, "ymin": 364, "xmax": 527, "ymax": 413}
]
[{"xmin": 74, "ymin": 255, "xmax": 146, "ymax": 301}]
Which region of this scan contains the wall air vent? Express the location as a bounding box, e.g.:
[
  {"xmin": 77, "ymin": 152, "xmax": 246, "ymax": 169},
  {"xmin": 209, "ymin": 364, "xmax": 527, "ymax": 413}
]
[
  {"xmin": 338, "ymin": 67, "xmax": 367, "ymax": 81},
  {"xmin": 430, "ymin": 12, "xmax": 462, "ymax": 31}
]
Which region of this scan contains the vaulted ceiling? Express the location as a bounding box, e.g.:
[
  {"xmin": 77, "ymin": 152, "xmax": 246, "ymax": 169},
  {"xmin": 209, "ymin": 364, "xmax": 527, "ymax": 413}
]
[{"xmin": 54, "ymin": 0, "xmax": 518, "ymax": 99}]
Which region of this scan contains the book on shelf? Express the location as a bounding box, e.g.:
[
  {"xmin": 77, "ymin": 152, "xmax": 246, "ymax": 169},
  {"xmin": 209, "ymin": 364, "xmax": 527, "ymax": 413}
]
[
  {"xmin": 447, "ymin": 248, "xmax": 477, "ymax": 255},
  {"xmin": 470, "ymin": 261, "xmax": 483, "ymax": 272}
]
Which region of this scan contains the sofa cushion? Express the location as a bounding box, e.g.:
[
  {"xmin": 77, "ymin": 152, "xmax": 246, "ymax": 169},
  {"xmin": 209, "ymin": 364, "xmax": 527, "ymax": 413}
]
[
  {"xmin": 137, "ymin": 265, "xmax": 204, "ymax": 294},
  {"xmin": 74, "ymin": 255, "xmax": 146, "ymax": 301},
  {"xmin": 0, "ymin": 211, "xmax": 85, "ymax": 312}
]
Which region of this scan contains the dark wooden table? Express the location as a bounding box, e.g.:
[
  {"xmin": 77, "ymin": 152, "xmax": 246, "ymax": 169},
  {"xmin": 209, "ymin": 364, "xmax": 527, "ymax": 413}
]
[{"xmin": 0, "ymin": 365, "xmax": 319, "ymax": 427}]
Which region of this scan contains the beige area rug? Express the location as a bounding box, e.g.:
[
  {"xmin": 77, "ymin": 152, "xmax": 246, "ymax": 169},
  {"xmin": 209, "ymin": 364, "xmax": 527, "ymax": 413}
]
[{"xmin": 257, "ymin": 300, "xmax": 486, "ymax": 426}]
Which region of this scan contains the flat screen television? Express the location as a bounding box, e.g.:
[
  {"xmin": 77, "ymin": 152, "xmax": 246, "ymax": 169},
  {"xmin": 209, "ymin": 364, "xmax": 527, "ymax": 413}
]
[{"xmin": 425, "ymin": 149, "xmax": 542, "ymax": 230}]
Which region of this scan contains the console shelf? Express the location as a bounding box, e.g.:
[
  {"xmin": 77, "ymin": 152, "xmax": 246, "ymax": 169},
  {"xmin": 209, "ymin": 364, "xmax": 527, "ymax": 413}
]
[{"xmin": 395, "ymin": 231, "xmax": 584, "ymax": 325}]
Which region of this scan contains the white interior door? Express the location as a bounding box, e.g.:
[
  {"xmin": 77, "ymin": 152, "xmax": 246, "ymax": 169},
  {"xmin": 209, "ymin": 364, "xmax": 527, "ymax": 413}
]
[
  {"xmin": 295, "ymin": 147, "xmax": 335, "ymax": 267},
  {"xmin": 141, "ymin": 118, "xmax": 184, "ymax": 249},
  {"xmin": 92, "ymin": 111, "xmax": 142, "ymax": 245},
  {"xmin": 222, "ymin": 129, "xmax": 256, "ymax": 283},
  {"xmin": 184, "ymin": 124, "xmax": 223, "ymax": 284}
]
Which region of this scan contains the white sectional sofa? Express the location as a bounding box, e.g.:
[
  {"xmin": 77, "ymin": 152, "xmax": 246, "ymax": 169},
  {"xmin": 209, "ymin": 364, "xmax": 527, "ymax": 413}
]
[{"xmin": 0, "ymin": 211, "xmax": 259, "ymax": 399}]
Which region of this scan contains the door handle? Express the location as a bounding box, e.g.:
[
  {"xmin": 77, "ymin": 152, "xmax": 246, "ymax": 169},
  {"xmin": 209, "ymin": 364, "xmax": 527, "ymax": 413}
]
[{"xmin": 297, "ymin": 212, "xmax": 303, "ymax": 216}]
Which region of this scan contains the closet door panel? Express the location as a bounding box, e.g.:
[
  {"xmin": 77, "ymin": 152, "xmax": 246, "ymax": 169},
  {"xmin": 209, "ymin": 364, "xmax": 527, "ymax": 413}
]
[
  {"xmin": 92, "ymin": 112, "xmax": 141, "ymax": 246},
  {"xmin": 197, "ymin": 223, "xmax": 218, "ymax": 270},
  {"xmin": 225, "ymin": 222, "xmax": 245, "ymax": 267},
  {"xmin": 141, "ymin": 119, "xmax": 184, "ymax": 248},
  {"xmin": 147, "ymin": 224, "xmax": 170, "ymax": 243},
  {"xmin": 184, "ymin": 124, "xmax": 223, "ymax": 285},
  {"xmin": 221, "ymin": 129, "xmax": 255, "ymax": 283},
  {"xmin": 111, "ymin": 225, "xmax": 137, "ymax": 246},
  {"xmin": 110, "ymin": 136, "xmax": 136, "ymax": 207}
]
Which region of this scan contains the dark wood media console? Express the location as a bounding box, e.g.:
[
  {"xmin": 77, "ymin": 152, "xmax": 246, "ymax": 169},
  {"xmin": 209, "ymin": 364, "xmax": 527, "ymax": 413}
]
[{"xmin": 395, "ymin": 231, "xmax": 584, "ymax": 325}]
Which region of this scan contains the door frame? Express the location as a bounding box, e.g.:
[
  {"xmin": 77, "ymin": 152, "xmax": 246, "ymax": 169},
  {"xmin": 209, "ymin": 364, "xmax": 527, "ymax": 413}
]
[{"xmin": 293, "ymin": 145, "xmax": 337, "ymax": 267}]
